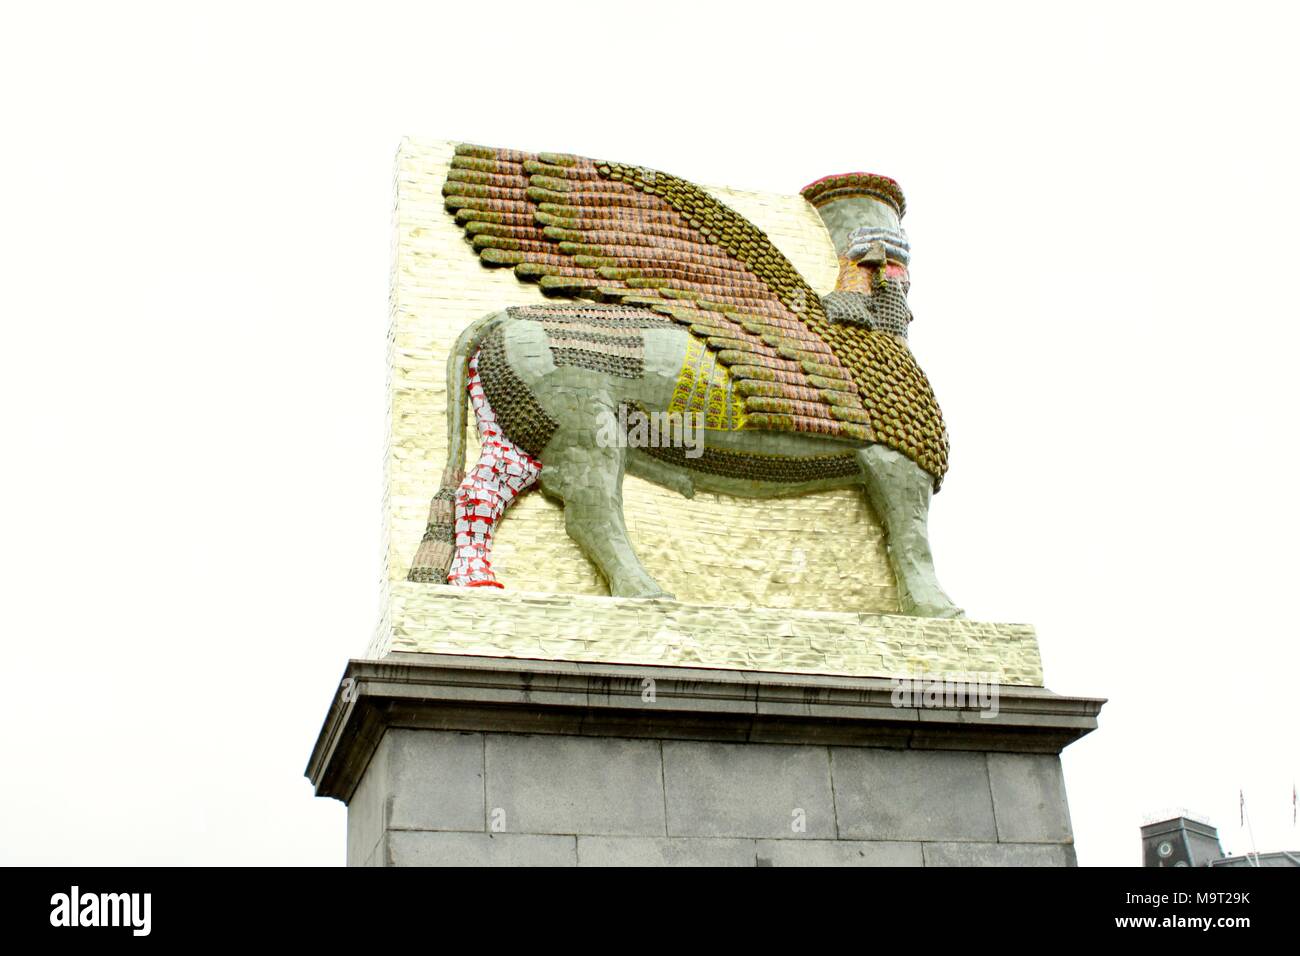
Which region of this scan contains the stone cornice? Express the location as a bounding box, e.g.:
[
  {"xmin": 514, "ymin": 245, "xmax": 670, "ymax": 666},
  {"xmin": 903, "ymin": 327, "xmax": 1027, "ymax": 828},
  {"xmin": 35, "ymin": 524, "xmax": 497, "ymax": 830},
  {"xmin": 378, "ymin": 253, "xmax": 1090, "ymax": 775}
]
[{"xmin": 306, "ymin": 654, "xmax": 1104, "ymax": 802}]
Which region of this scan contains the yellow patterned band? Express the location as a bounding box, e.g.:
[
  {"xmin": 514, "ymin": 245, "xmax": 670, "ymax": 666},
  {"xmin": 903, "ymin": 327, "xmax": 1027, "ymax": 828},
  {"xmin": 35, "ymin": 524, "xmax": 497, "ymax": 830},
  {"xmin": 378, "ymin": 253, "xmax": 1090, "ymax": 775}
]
[{"xmin": 668, "ymin": 336, "xmax": 747, "ymax": 431}]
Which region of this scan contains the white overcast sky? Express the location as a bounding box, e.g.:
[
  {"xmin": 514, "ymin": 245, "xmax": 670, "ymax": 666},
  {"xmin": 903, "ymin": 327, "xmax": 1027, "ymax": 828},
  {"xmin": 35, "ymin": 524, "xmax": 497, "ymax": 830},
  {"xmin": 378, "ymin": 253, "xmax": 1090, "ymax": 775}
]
[{"xmin": 2, "ymin": 1, "xmax": 1297, "ymax": 867}]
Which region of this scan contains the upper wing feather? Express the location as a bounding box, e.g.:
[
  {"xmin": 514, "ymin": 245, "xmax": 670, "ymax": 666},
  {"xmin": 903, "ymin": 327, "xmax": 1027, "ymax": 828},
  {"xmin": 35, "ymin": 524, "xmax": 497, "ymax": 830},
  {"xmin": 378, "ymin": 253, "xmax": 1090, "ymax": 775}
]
[{"xmin": 443, "ymin": 143, "xmax": 870, "ymax": 442}]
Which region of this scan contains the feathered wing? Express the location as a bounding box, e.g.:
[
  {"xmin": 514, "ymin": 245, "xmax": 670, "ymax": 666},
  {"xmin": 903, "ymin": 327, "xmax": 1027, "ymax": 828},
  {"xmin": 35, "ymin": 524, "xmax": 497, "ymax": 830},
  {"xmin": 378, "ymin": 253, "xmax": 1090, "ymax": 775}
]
[{"xmin": 443, "ymin": 143, "xmax": 872, "ymax": 442}]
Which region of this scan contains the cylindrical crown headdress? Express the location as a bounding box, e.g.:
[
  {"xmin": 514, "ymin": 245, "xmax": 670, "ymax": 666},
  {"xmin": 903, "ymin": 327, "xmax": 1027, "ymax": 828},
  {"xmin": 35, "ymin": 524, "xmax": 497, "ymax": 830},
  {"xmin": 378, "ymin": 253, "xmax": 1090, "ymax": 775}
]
[
  {"xmin": 800, "ymin": 172, "xmax": 906, "ymax": 219},
  {"xmin": 802, "ymin": 172, "xmax": 911, "ymax": 297}
]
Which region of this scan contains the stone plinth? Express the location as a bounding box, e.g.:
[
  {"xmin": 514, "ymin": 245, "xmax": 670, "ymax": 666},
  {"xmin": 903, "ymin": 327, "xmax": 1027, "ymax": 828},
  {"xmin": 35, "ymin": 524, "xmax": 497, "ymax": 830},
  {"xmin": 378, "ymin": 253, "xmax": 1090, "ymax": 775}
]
[
  {"xmin": 305, "ymin": 654, "xmax": 1103, "ymax": 867},
  {"xmin": 378, "ymin": 583, "xmax": 1045, "ymax": 686}
]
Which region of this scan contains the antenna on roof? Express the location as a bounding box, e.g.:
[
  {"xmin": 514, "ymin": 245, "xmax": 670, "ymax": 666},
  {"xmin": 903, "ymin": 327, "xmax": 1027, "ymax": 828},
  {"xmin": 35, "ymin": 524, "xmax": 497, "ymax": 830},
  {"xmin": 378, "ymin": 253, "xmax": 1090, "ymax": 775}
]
[{"xmin": 1240, "ymin": 789, "xmax": 1261, "ymax": 867}]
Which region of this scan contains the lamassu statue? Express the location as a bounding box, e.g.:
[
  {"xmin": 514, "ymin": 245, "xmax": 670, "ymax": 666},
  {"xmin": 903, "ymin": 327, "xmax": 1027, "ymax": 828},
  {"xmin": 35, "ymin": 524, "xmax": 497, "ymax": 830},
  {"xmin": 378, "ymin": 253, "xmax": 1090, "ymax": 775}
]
[{"xmin": 409, "ymin": 144, "xmax": 960, "ymax": 618}]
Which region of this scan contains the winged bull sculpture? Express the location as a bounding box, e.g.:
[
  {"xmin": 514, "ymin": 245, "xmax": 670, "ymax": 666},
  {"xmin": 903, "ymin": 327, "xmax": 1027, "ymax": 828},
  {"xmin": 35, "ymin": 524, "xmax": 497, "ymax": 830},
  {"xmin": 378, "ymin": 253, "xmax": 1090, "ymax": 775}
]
[{"xmin": 409, "ymin": 144, "xmax": 961, "ymax": 618}]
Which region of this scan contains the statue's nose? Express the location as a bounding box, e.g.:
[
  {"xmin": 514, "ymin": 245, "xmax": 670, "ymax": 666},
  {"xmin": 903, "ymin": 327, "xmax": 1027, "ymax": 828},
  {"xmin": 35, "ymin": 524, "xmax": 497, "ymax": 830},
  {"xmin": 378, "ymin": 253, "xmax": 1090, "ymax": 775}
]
[{"xmin": 856, "ymin": 240, "xmax": 888, "ymax": 266}]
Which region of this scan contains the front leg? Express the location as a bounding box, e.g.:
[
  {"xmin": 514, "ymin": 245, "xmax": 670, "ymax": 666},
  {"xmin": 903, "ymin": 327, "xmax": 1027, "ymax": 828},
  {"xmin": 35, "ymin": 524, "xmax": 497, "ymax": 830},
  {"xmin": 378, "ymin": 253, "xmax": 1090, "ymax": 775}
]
[
  {"xmin": 538, "ymin": 406, "xmax": 673, "ymax": 600},
  {"xmin": 857, "ymin": 444, "xmax": 963, "ymax": 618}
]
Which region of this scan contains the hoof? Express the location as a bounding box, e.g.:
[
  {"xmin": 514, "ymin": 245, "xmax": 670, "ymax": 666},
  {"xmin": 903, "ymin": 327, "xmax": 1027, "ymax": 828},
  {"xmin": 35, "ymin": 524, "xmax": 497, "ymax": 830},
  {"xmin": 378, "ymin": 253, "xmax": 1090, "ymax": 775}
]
[
  {"xmin": 903, "ymin": 600, "xmax": 966, "ymax": 619},
  {"xmin": 610, "ymin": 582, "xmax": 675, "ymax": 600}
]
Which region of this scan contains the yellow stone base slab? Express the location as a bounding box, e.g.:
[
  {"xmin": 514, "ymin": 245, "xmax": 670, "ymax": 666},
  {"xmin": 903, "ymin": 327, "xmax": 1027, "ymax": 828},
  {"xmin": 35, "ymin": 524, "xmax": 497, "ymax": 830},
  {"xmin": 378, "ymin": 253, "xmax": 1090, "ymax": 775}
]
[{"xmin": 377, "ymin": 582, "xmax": 1044, "ymax": 687}]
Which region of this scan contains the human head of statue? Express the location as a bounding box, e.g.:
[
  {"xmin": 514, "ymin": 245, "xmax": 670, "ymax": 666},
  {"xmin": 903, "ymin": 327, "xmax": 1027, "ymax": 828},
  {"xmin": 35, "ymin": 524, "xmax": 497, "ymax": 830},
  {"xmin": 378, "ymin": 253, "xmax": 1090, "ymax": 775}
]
[{"xmin": 801, "ymin": 172, "xmax": 910, "ymax": 294}]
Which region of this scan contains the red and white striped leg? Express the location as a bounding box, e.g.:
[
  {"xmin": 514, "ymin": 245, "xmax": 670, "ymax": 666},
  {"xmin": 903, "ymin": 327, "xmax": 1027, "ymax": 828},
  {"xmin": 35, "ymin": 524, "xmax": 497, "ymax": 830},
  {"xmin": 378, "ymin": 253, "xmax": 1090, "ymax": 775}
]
[{"xmin": 446, "ymin": 352, "xmax": 542, "ymax": 588}]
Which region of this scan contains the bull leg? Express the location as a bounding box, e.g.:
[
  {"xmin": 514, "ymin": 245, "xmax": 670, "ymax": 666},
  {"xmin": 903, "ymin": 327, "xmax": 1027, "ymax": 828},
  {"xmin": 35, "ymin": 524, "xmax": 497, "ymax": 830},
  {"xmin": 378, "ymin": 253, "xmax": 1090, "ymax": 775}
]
[
  {"xmin": 446, "ymin": 355, "xmax": 541, "ymax": 587},
  {"xmin": 538, "ymin": 402, "xmax": 671, "ymax": 600},
  {"xmin": 857, "ymin": 445, "xmax": 963, "ymax": 618}
]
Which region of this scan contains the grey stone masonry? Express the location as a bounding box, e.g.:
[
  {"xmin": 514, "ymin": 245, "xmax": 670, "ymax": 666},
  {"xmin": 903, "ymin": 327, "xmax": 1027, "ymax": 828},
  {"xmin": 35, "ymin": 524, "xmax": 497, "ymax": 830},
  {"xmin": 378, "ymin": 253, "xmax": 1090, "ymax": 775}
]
[{"xmin": 308, "ymin": 654, "xmax": 1104, "ymax": 867}]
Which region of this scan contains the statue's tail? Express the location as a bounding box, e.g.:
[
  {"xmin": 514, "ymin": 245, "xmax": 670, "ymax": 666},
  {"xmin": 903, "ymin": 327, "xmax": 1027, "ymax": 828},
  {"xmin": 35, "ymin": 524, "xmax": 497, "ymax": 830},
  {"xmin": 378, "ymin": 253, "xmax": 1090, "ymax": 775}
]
[{"xmin": 408, "ymin": 310, "xmax": 508, "ymax": 583}]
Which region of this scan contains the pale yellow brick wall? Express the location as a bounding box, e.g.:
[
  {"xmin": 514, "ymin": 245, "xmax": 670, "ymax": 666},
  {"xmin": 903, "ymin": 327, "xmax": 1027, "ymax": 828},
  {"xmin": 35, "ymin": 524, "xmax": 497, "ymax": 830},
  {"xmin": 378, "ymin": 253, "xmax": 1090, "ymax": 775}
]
[
  {"xmin": 386, "ymin": 138, "xmax": 896, "ymax": 611},
  {"xmin": 376, "ymin": 138, "xmax": 1044, "ymax": 686}
]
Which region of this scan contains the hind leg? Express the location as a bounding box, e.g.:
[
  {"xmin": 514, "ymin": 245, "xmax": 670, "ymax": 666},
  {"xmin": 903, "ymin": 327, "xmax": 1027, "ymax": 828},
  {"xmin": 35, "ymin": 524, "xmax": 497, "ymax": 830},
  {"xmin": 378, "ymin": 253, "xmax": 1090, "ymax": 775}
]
[
  {"xmin": 538, "ymin": 400, "xmax": 671, "ymax": 599},
  {"xmin": 446, "ymin": 354, "xmax": 541, "ymax": 587}
]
